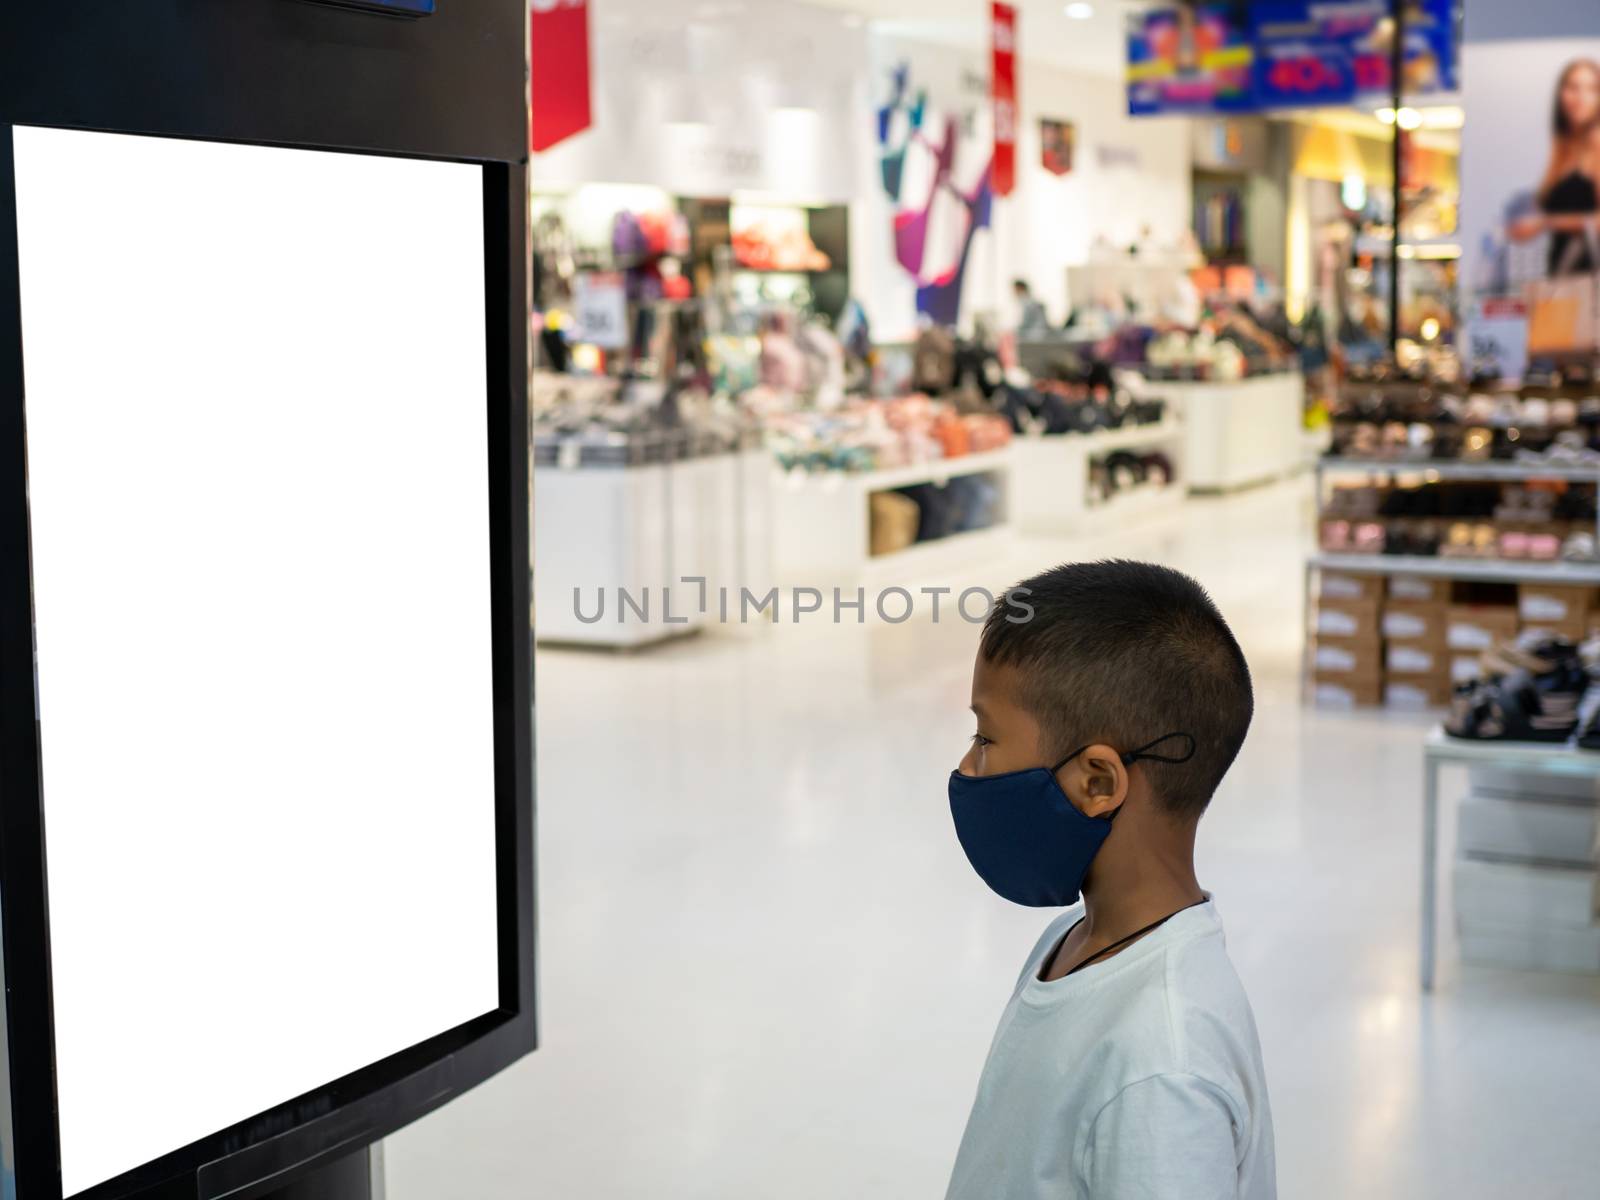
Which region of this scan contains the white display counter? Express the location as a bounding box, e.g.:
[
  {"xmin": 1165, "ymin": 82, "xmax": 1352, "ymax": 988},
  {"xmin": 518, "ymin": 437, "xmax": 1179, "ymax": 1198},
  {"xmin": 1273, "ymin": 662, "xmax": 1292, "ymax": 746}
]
[
  {"xmin": 1155, "ymin": 373, "xmax": 1305, "ymax": 494},
  {"xmin": 533, "ymin": 450, "xmax": 771, "ymax": 648},
  {"xmin": 771, "ymin": 450, "xmax": 1013, "ymax": 586},
  {"xmin": 1009, "ymin": 421, "xmax": 1186, "ymax": 535}
]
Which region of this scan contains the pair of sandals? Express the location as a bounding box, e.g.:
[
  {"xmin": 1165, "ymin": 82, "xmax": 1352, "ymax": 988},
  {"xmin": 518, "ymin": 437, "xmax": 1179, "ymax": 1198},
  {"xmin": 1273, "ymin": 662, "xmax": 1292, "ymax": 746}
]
[
  {"xmin": 1438, "ymin": 522, "xmax": 1501, "ymax": 559},
  {"xmin": 1094, "ymin": 451, "xmax": 1175, "ymax": 498},
  {"xmin": 1320, "ymin": 520, "xmax": 1386, "ymax": 554},
  {"xmin": 1446, "ymin": 634, "xmax": 1594, "ymax": 745},
  {"xmin": 1434, "ymin": 523, "xmax": 1594, "ymax": 562}
]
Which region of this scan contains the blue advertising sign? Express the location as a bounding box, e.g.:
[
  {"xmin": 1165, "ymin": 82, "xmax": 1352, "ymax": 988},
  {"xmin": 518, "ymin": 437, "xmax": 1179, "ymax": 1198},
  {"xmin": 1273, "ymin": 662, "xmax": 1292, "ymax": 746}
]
[
  {"xmin": 1130, "ymin": 0, "xmax": 1457, "ymax": 115},
  {"xmin": 1128, "ymin": 6, "xmax": 1255, "ymax": 117}
]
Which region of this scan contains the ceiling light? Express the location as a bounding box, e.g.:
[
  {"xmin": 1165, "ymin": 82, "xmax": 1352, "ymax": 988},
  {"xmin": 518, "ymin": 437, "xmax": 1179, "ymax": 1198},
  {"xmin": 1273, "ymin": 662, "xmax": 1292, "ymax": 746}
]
[
  {"xmin": 1420, "ymin": 106, "xmax": 1464, "ymax": 130},
  {"xmin": 1064, "ymin": 2, "xmax": 1094, "ymax": 19},
  {"xmin": 1396, "ymin": 107, "xmax": 1423, "ymax": 131}
]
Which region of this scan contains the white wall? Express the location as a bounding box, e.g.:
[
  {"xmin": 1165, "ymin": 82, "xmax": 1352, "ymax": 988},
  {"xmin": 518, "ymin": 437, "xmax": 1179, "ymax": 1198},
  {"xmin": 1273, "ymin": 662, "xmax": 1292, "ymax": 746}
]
[{"xmin": 1010, "ymin": 66, "xmax": 1193, "ymax": 322}]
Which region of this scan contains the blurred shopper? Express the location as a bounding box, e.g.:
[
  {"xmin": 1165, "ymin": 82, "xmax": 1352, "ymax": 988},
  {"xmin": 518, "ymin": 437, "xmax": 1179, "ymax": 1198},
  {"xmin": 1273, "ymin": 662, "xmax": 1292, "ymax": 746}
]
[
  {"xmin": 1013, "ymin": 278, "xmax": 1050, "ymax": 338},
  {"xmin": 1509, "ymin": 58, "xmax": 1600, "ymax": 275},
  {"xmin": 946, "ymin": 562, "xmax": 1274, "ymax": 1200}
]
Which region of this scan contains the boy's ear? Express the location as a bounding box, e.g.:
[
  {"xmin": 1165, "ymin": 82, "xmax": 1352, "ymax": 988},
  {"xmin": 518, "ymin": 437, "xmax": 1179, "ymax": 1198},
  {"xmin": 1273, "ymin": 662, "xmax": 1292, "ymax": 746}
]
[{"xmin": 1057, "ymin": 745, "xmax": 1129, "ymax": 819}]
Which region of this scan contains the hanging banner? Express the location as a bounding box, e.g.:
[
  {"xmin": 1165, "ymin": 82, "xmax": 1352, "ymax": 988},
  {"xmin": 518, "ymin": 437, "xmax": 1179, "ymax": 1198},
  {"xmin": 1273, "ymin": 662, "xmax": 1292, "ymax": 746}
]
[
  {"xmin": 530, "ymin": 0, "xmax": 593, "ymax": 153},
  {"xmin": 991, "ymin": 2, "xmax": 1017, "ymax": 197},
  {"xmin": 1128, "ymin": 0, "xmax": 1456, "ymax": 116},
  {"xmin": 1127, "ymin": 5, "xmax": 1254, "ymax": 117},
  {"xmin": 1251, "ymin": 0, "xmax": 1457, "ymax": 110},
  {"xmin": 1040, "ymin": 118, "xmax": 1074, "ymax": 177}
]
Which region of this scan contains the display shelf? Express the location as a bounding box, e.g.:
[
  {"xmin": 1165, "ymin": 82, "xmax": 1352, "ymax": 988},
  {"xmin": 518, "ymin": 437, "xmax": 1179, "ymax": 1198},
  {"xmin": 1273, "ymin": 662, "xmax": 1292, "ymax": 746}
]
[
  {"xmin": 1060, "ymin": 419, "xmax": 1184, "ymax": 455},
  {"xmin": 1420, "ymin": 726, "xmax": 1600, "ymax": 991},
  {"xmin": 772, "ymin": 448, "xmax": 1014, "ymax": 584},
  {"xmin": 1422, "ymin": 726, "xmax": 1598, "ymax": 771},
  {"xmin": 822, "ymin": 449, "xmax": 1013, "ymax": 494},
  {"xmin": 1155, "ymin": 374, "xmax": 1306, "ymax": 493},
  {"xmin": 1319, "ymin": 458, "xmax": 1600, "ymax": 483},
  {"xmin": 1011, "ymin": 427, "xmax": 1185, "ymax": 535},
  {"xmin": 1308, "ymin": 553, "xmax": 1600, "ymax": 584},
  {"xmin": 534, "ymin": 451, "xmax": 773, "ymax": 649}
]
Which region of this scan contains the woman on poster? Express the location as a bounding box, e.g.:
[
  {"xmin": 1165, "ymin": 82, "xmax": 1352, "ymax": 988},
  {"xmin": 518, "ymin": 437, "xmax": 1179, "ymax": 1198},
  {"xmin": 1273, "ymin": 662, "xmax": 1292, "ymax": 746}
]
[{"xmin": 1510, "ymin": 58, "xmax": 1600, "ymax": 276}]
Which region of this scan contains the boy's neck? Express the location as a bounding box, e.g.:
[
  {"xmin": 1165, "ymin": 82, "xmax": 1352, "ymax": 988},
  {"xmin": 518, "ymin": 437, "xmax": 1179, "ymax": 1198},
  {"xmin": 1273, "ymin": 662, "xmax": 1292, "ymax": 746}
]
[{"xmin": 1079, "ymin": 813, "xmax": 1205, "ymax": 938}]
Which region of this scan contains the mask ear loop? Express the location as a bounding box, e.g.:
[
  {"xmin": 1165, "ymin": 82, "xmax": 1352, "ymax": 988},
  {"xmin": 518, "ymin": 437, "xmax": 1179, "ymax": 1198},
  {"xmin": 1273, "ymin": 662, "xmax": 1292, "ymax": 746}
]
[
  {"xmin": 1051, "ymin": 734, "xmax": 1195, "ymax": 821},
  {"xmin": 1121, "ymin": 732, "xmax": 1197, "ymax": 766},
  {"xmin": 1050, "ymin": 745, "xmax": 1090, "ymax": 774}
]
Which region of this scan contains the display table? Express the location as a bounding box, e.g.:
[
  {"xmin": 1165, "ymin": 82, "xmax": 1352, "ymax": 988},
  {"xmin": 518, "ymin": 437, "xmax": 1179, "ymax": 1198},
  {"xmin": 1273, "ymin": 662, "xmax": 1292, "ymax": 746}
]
[
  {"xmin": 533, "ymin": 450, "xmax": 771, "ymax": 648},
  {"xmin": 1010, "ymin": 421, "xmax": 1185, "ymax": 535},
  {"xmin": 1153, "ymin": 373, "xmax": 1305, "ymax": 493},
  {"xmin": 771, "ymin": 449, "xmax": 1013, "ymax": 585},
  {"xmin": 1419, "ymin": 728, "xmax": 1600, "ymax": 991}
]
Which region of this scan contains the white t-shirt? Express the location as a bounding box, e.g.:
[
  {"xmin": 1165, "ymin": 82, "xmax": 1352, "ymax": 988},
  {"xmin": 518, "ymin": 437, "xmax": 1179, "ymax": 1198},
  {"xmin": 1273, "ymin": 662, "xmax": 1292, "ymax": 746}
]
[{"xmin": 945, "ymin": 900, "xmax": 1275, "ymax": 1200}]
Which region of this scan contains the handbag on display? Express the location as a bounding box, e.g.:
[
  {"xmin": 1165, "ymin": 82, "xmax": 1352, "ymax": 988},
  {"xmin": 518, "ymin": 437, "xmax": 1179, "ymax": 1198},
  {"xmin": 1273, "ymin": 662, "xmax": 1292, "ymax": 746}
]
[{"xmin": 1525, "ymin": 229, "xmax": 1600, "ymax": 356}]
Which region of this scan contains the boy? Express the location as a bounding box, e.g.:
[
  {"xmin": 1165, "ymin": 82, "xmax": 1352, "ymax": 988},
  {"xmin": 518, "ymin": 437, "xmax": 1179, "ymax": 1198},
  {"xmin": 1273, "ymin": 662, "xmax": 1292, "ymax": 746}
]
[{"xmin": 946, "ymin": 561, "xmax": 1274, "ymax": 1199}]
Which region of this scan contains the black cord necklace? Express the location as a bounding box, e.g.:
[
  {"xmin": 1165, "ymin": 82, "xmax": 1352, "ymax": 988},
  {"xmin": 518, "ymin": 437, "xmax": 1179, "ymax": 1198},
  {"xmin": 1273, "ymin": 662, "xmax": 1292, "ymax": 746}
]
[{"xmin": 1059, "ymin": 897, "xmax": 1210, "ymax": 978}]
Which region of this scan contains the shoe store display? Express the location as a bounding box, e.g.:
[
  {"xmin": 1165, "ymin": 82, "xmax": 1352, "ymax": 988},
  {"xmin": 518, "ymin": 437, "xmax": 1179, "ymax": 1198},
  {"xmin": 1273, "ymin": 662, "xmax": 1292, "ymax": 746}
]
[
  {"xmin": 1446, "ymin": 635, "xmax": 1588, "ymax": 743},
  {"xmin": 1327, "ymin": 371, "xmax": 1600, "ymax": 467},
  {"xmin": 1319, "ymin": 475, "xmax": 1599, "ymax": 567}
]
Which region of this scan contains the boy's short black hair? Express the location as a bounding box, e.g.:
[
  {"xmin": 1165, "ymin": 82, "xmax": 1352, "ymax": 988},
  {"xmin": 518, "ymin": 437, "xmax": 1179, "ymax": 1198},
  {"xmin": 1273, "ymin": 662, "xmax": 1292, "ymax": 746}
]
[{"xmin": 982, "ymin": 560, "xmax": 1252, "ymax": 820}]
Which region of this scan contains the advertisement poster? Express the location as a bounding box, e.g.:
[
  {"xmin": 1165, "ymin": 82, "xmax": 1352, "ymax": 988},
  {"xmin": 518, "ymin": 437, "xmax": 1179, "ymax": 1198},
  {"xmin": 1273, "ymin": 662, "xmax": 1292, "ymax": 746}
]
[
  {"xmin": 1251, "ymin": 0, "xmax": 1456, "ymax": 109},
  {"xmin": 1127, "ymin": 5, "xmax": 1253, "ymax": 116},
  {"xmin": 1129, "ymin": 0, "xmax": 1455, "ymax": 116},
  {"xmin": 1040, "ymin": 118, "xmax": 1075, "ymax": 176},
  {"xmin": 1461, "ymin": 40, "xmax": 1600, "ymax": 378}
]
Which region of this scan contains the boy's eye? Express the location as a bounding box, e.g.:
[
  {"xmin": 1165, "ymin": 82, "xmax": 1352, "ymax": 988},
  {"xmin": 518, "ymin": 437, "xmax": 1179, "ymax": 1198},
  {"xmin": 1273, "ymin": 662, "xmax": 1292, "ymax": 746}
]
[{"xmin": 971, "ymin": 733, "xmax": 993, "ymax": 748}]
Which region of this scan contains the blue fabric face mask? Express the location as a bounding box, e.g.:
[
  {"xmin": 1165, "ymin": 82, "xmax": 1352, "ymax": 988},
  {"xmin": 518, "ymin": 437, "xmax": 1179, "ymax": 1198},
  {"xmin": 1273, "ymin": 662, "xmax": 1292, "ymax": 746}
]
[{"xmin": 947, "ymin": 733, "xmax": 1196, "ymax": 907}]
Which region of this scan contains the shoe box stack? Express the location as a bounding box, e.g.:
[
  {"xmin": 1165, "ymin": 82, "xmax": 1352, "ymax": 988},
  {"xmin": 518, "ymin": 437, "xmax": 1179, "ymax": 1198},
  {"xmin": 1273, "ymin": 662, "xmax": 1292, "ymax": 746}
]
[
  {"xmin": 1312, "ymin": 574, "xmax": 1600, "ymax": 709},
  {"xmin": 1311, "ymin": 572, "xmax": 1385, "ymax": 707},
  {"xmin": 1312, "ymin": 572, "xmax": 1453, "ymax": 709},
  {"xmin": 1454, "ymin": 764, "xmax": 1600, "ymax": 974}
]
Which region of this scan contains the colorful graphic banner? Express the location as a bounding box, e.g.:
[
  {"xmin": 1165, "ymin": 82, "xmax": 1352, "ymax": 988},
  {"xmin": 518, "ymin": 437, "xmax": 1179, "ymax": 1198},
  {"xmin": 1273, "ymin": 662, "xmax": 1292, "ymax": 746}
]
[
  {"xmin": 1127, "ymin": 5, "xmax": 1254, "ymax": 116},
  {"xmin": 1251, "ymin": 0, "xmax": 1457, "ymax": 110},
  {"xmin": 1129, "ymin": 0, "xmax": 1456, "ymax": 116},
  {"xmin": 530, "ymin": 0, "xmax": 593, "ymax": 153},
  {"xmin": 992, "ymin": 3, "xmax": 1018, "ymax": 197}
]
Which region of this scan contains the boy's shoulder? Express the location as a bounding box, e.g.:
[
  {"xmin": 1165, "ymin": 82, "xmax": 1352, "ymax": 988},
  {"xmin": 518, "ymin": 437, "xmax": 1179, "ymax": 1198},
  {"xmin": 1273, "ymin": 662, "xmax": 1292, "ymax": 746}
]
[{"xmin": 1019, "ymin": 904, "xmax": 1261, "ymax": 1091}]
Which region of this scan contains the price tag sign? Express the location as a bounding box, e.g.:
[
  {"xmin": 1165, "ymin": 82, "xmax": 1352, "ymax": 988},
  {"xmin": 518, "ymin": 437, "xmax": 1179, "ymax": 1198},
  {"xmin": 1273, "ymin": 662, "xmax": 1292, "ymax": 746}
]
[
  {"xmin": 572, "ymin": 272, "xmax": 627, "ymax": 350},
  {"xmin": 1467, "ymin": 298, "xmax": 1529, "ymax": 385}
]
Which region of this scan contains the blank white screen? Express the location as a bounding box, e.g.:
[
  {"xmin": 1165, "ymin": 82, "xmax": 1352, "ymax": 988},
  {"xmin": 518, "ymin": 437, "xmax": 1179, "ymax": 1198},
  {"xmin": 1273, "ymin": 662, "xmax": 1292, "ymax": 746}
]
[{"xmin": 13, "ymin": 126, "xmax": 501, "ymax": 1196}]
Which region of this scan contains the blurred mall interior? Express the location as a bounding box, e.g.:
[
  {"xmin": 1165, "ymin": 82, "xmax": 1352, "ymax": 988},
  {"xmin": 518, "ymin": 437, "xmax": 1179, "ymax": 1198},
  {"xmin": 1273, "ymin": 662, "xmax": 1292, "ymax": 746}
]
[
  {"xmin": 9, "ymin": 1, "xmax": 1600, "ymax": 1198},
  {"xmin": 384, "ymin": 1, "xmax": 1600, "ymax": 1196}
]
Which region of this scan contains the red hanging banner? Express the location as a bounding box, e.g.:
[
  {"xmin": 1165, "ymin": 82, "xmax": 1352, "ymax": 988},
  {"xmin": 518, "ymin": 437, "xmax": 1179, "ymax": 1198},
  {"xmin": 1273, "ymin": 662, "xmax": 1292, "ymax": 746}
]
[
  {"xmin": 530, "ymin": 0, "xmax": 593, "ymax": 153},
  {"xmin": 991, "ymin": 2, "xmax": 1018, "ymax": 197}
]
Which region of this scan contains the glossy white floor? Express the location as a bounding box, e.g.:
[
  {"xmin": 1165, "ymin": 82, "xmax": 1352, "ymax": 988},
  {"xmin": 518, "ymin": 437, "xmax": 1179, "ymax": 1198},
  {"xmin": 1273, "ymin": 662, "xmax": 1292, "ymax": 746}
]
[{"xmin": 388, "ymin": 477, "xmax": 1600, "ymax": 1199}]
